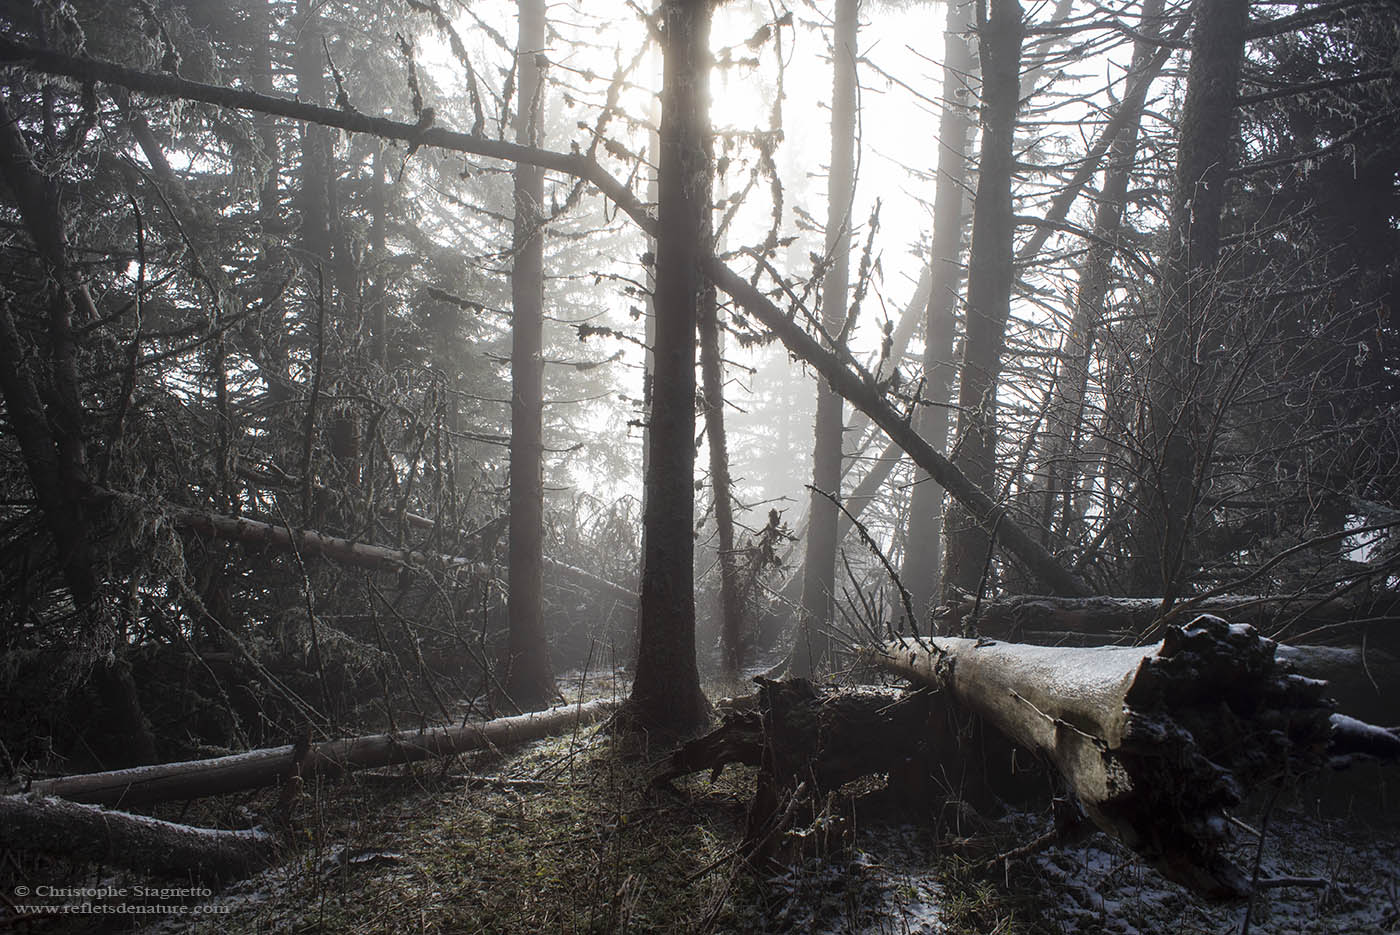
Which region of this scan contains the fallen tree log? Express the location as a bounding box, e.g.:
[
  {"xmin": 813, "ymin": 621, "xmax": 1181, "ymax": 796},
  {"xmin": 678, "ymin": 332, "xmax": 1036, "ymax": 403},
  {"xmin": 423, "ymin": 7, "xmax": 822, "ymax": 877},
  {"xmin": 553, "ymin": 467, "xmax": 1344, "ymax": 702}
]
[
  {"xmin": 871, "ymin": 616, "xmax": 1338, "ymax": 899},
  {"xmin": 937, "ymin": 593, "xmax": 1400, "ymax": 652},
  {"xmin": 0, "ymin": 794, "xmax": 276, "ymax": 881},
  {"xmin": 934, "ymin": 594, "xmax": 1400, "ymax": 722},
  {"xmin": 21, "ymin": 699, "xmax": 615, "ymax": 808}
]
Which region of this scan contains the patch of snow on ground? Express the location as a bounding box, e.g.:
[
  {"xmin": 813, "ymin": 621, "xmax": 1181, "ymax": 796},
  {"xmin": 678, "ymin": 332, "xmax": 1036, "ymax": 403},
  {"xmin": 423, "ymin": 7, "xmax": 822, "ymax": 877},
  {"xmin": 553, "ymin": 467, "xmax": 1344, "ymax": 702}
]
[{"xmin": 1020, "ymin": 805, "xmax": 1400, "ymax": 934}]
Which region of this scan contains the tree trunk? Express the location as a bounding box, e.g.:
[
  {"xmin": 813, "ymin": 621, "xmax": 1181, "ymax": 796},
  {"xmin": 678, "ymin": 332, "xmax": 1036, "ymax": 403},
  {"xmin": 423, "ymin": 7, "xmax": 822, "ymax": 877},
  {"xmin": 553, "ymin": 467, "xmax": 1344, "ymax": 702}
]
[
  {"xmin": 766, "ymin": 271, "xmax": 934, "ymax": 632},
  {"xmin": 794, "ymin": 0, "xmax": 860, "ymax": 677},
  {"xmin": 0, "ymin": 97, "xmax": 157, "ymax": 767},
  {"xmin": 620, "ymin": 0, "xmax": 714, "ymax": 735},
  {"xmin": 873, "ymin": 615, "xmax": 1335, "ymax": 899},
  {"xmin": 941, "ymin": 0, "xmax": 1025, "ymax": 602},
  {"xmin": 504, "ymin": 0, "xmax": 557, "ymax": 711},
  {"xmin": 902, "ymin": 0, "xmax": 977, "ymax": 621},
  {"xmin": 1135, "ymin": 0, "xmax": 1249, "ymax": 601},
  {"xmin": 23, "ymin": 699, "xmax": 616, "ymax": 807}
]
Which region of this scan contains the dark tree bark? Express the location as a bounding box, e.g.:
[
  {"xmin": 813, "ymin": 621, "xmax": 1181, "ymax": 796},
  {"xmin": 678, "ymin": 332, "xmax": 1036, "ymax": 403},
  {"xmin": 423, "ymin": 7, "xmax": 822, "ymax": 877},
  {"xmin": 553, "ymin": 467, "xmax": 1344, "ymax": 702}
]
[
  {"xmin": 794, "ymin": 0, "xmax": 860, "ymax": 677},
  {"xmin": 619, "ymin": 0, "xmax": 714, "ymax": 735},
  {"xmin": 0, "ymin": 97, "xmax": 156, "ymax": 767},
  {"xmin": 292, "ymin": 0, "xmax": 359, "ymax": 502},
  {"xmin": 1135, "ymin": 0, "xmax": 1249, "ymax": 601},
  {"xmin": 941, "ymin": 0, "xmax": 1025, "ymax": 601},
  {"xmin": 293, "ymin": 0, "xmax": 333, "ymax": 276},
  {"xmin": 504, "ymin": 0, "xmax": 557, "ymax": 711},
  {"xmin": 902, "ymin": 0, "xmax": 976, "ymax": 622}
]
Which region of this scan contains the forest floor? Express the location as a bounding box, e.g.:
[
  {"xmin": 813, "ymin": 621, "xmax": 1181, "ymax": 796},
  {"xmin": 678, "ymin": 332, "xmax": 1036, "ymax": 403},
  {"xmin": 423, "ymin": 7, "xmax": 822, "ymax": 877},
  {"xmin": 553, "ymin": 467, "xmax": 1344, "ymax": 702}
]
[{"xmin": 6, "ymin": 670, "xmax": 1399, "ymax": 934}]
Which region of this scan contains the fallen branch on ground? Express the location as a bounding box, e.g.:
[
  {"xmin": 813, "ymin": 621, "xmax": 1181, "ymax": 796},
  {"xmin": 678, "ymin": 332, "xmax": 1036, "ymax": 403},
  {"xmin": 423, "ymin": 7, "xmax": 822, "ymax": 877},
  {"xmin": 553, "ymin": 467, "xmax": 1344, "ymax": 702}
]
[{"xmin": 20, "ymin": 699, "xmax": 615, "ymax": 808}]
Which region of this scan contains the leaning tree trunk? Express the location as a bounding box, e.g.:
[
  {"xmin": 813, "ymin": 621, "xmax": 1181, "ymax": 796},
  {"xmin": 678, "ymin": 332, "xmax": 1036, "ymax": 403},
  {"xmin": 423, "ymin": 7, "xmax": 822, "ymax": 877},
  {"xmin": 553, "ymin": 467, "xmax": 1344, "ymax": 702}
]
[
  {"xmin": 1036, "ymin": 0, "xmax": 1166, "ymax": 549},
  {"xmin": 872, "ymin": 616, "xmax": 1334, "ymax": 899},
  {"xmin": 621, "ymin": 0, "xmax": 714, "ymax": 734},
  {"xmin": 794, "ymin": 0, "xmax": 860, "ymax": 678},
  {"xmin": 941, "ymin": 0, "xmax": 1025, "ymax": 601},
  {"xmin": 504, "ymin": 0, "xmax": 558, "ymax": 711}
]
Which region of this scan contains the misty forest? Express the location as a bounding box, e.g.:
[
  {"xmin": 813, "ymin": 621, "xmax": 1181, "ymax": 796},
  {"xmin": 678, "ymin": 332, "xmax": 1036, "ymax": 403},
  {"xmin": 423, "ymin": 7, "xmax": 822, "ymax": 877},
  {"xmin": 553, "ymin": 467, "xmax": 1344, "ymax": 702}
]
[{"xmin": 0, "ymin": 0, "xmax": 1398, "ymax": 930}]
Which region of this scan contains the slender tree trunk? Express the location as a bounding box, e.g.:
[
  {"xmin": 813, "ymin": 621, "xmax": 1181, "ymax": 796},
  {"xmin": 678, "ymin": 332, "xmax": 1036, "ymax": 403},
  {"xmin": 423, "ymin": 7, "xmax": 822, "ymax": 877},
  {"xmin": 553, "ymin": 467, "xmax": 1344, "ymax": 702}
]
[
  {"xmin": 293, "ymin": 1, "xmax": 333, "ymax": 275},
  {"xmin": 941, "ymin": 0, "xmax": 1025, "ymax": 601},
  {"xmin": 794, "ymin": 0, "xmax": 859, "ymax": 678},
  {"xmin": 767, "ymin": 270, "xmax": 933, "ymax": 625},
  {"xmin": 902, "ymin": 0, "xmax": 976, "ymax": 622},
  {"xmin": 1037, "ymin": 0, "xmax": 1166, "ymax": 549},
  {"xmin": 250, "ymin": 0, "xmax": 293, "ymax": 409},
  {"xmin": 505, "ymin": 0, "xmax": 557, "ymax": 710},
  {"xmin": 621, "ymin": 0, "xmax": 714, "ymax": 734},
  {"xmin": 1136, "ymin": 0, "xmax": 1249, "ymax": 601},
  {"xmin": 292, "ymin": 0, "xmax": 359, "ymax": 503},
  {"xmin": 368, "ymin": 142, "xmax": 389, "ymax": 368},
  {"xmin": 636, "ymin": 51, "xmax": 662, "ymax": 659},
  {"xmin": 700, "ymin": 284, "xmax": 744, "ymax": 675}
]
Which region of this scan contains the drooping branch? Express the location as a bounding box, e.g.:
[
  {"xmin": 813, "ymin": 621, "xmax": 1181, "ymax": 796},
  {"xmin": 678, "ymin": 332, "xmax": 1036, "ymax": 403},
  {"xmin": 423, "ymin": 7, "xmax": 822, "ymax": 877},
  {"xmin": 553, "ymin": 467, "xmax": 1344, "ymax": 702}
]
[{"xmin": 0, "ymin": 39, "xmax": 1087, "ymax": 597}]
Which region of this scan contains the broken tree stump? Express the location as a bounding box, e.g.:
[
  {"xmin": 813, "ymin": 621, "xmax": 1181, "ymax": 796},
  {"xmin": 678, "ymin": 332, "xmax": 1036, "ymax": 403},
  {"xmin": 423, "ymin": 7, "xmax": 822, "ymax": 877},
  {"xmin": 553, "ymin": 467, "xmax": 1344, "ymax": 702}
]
[
  {"xmin": 659, "ymin": 680, "xmax": 959, "ymax": 866},
  {"xmin": 870, "ymin": 616, "xmax": 1336, "ymax": 899}
]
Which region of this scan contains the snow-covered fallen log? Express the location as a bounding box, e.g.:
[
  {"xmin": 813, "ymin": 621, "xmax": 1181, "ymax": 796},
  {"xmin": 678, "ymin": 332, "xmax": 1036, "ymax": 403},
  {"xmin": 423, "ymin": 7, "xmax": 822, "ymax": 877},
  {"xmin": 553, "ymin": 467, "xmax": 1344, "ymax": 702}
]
[
  {"xmin": 870, "ymin": 616, "xmax": 1337, "ymax": 899},
  {"xmin": 21, "ymin": 699, "xmax": 615, "ymax": 808},
  {"xmin": 0, "ymin": 794, "xmax": 276, "ymax": 881}
]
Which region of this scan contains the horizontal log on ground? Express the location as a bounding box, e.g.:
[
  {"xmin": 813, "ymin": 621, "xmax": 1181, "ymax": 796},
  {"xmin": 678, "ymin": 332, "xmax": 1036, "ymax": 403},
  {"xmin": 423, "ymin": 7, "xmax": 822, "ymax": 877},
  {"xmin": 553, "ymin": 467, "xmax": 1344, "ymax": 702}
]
[
  {"xmin": 1274, "ymin": 644, "xmax": 1399, "ymax": 726},
  {"xmin": 1328, "ymin": 713, "xmax": 1400, "ymax": 764},
  {"xmin": 21, "ymin": 699, "xmax": 615, "ymax": 808},
  {"xmin": 0, "ymin": 794, "xmax": 276, "ymax": 881},
  {"xmin": 935, "ymin": 596, "xmax": 1398, "ymax": 722},
  {"xmin": 938, "ymin": 593, "xmax": 1399, "ymax": 650},
  {"xmin": 871, "ymin": 616, "xmax": 1336, "ymax": 900}
]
